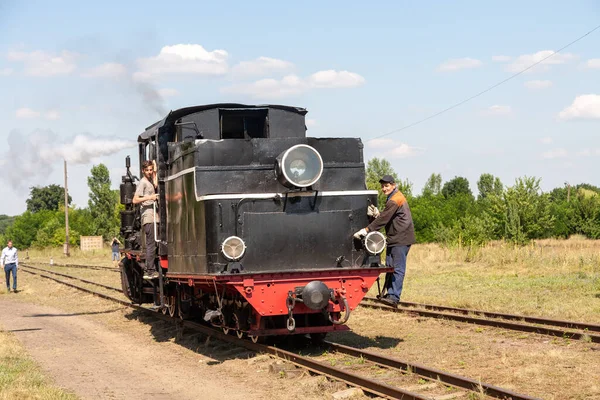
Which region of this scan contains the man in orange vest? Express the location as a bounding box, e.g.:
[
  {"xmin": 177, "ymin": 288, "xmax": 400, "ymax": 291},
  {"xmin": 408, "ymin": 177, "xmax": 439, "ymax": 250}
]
[{"xmin": 354, "ymin": 175, "xmax": 415, "ymax": 307}]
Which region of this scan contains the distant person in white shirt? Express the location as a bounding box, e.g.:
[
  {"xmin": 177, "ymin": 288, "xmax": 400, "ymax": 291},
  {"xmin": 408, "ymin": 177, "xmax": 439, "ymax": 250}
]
[{"xmin": 1, "ymin": 240, "xmax": 18, "ymax": 292}]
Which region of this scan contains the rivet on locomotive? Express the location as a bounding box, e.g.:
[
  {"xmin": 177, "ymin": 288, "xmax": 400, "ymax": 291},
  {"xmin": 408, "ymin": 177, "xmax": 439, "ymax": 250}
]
[{"xmin": 118, "ymin": 104, "xmax": 392, "ymax": 342}]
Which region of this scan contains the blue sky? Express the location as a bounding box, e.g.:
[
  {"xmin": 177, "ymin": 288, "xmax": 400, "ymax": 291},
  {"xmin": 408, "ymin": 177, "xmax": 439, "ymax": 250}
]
[{"xmin": 1, "ymin": 1, "xmax": 599, "ymax": 215}]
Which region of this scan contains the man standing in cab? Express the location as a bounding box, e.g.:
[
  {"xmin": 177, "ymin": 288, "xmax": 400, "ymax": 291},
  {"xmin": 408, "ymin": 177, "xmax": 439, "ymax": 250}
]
[
  {"xmin": 354, "ymin": 175, "xmax": 415, "ymax": 307},
  {"xmin": 133, "ymin": 160, "xmax": 159, "ymax": 280}
]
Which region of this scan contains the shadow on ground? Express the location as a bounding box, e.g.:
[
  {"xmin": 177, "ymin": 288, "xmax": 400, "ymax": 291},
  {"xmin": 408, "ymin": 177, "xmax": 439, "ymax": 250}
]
[
  {"xmin": 123, "ymin": 308, "xmax": 403, "ymax": 365},
  {"xmin": 24, "ymin": 308, "xmax": 126, "ymax": 318}
]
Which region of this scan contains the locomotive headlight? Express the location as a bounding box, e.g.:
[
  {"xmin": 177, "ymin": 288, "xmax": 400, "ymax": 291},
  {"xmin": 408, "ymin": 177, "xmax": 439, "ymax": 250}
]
[
  {"xmin": 221, "ymin": 236, "xmax": 246, "ymax": 261},
  {"xmin": 364, "ymin": 231, "xmax": 386, "ymax": 255},
  {"xmin": 275, "ymin": 144, "xmax": 323, "ymax": 188}
]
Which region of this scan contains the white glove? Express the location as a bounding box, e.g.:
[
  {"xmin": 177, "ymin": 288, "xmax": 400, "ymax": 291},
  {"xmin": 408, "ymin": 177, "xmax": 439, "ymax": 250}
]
[
  {"xmin": 353, "ymin": 228, "xmax": 368, "ymax": 239},
  {"xmin": 367, "ymin": 204, "xmax": 380, "ymax": 218}
]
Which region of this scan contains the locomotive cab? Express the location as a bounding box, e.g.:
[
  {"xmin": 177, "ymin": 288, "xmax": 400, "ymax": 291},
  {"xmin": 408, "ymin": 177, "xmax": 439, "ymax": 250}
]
[{"xmin": 119, "ymin": 104, "xmax": 391, "ymax": 339}]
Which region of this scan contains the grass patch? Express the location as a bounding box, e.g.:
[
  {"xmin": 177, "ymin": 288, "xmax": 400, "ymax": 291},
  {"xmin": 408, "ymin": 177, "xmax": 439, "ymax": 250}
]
[
  {"xmin": 0, "ymin": 330, "xmax": 78, "ymax": 399},
  {"xmin": 26, "ymin": 247, "xmax": 114, "ymax": 267}
]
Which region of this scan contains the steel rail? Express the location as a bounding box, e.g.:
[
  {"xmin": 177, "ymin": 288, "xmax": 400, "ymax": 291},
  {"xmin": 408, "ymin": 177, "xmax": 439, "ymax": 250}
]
[
  {"xmin": 28, "ymin": 261, "xmax": 119, "ymax": 272},
  {"xmin": 361, "ymin": 301, "xmax": 600, "ymax": 343},
  {"xmin": 21, "ymin": 264, "xmax": 121, "ymax": 293},
  {"xmin": 21, "ymin": 267, "xmax": 541, "ymax": 400},
  {"xmin": 325, "ymin": 341, "xmax": 540, "ymax": 400},
  {"xmin": 364, "ymin": 296, "xmax": 600, "ymax": 332}
]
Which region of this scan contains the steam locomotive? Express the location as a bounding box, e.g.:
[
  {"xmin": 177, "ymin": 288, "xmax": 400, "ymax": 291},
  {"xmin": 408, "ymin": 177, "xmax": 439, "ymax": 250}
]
[{"xmin": 118, "ymin": 103, "xmax": 391, "ymax": 341}]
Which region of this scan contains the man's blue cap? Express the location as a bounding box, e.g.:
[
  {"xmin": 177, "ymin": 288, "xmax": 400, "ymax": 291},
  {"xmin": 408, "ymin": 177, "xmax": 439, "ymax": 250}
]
[{"xmin": 379, "ymin": 175, "xmax": 395, "ymax": 184}]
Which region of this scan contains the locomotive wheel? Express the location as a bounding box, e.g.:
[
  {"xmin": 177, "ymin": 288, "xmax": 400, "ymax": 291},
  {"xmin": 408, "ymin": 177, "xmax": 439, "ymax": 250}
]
[
  {"xmin": 167, "ymin": 295, "xmax": 177, "ymax": 317},
  {"xmin": 120, "ymin": 258, "xmax": 147, "ymax": 304},
  {"xmin": 236, "ymin": 330, "xmax": 244, "ymax": 339},
  {"xmin": 119, "ymin": 259, "xmax": 133, "ymax": 302},
  {"xmin": 249, "ymin": 335, "xmax": 259, "ymax": 343},
  {"xmin": 222, "ymin": 327, "xmax": 229, "ymax": 335},
  {"xmin": 177, "ymin": 288, "xmax": 192, "ymax": 320}
]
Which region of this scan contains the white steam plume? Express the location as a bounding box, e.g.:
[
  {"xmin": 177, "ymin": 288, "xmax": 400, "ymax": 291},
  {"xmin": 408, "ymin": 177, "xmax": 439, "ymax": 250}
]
[{"xmin": 1, "ymin": 129, "xmax": 136, "ymax": 191}]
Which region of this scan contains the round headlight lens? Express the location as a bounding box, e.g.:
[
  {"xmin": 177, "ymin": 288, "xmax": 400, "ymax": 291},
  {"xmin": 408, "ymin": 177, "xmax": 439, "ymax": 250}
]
[
  {"xmin": 221, "ymin": 236, "xmax": 246, "ymax": 261},
  {"xmin": 364, "ymin": 231, "xmax": 386, "ymax": 255},
  {"xmin": 277, "ymin": 144, "xmax": 323, "ymax": 188}
]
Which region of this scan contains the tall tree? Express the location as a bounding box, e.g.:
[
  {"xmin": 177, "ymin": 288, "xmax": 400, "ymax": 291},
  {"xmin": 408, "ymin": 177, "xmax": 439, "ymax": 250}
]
[
  {"xmin": 441, "ymin": 176, "xmax": 473, "ymax": 199},
  {"xmin": 88, "ymin": 164, "xmax": 119, "ymax": 239},
  {"xmin": 0, "ymin": 215, "xmax": 16, "ymax": 235},
  {"xmin": 26, "ymin": 184, "xmax": 72, "ymax": 212},
  {"xmin": 503, "ymin": 176, "xmax": 554, "ymax": 244},
  {"xmin": 4, "ymin": 210, "xmax": 55, "ymax": 248},
  {"xmin": 422, "ymin": 173, "xmax": 442, "ymax": 196},
  {"xmin": 477, "ymin": 173, "xmax": 503, "ymax": 200}
]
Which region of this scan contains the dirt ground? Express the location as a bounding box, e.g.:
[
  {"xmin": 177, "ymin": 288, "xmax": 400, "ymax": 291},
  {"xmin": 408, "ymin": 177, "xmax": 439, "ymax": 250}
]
[
  {"xmin": 0, "ymin": 291, "xmax": 351, "ymax": 400},
  {"xmin": 0, "ymin": 299, "xmax": 274, "ymax": 400},
  {"xmin": 5, "ymin": 264, "xmax": 600, "ymax": 400}
]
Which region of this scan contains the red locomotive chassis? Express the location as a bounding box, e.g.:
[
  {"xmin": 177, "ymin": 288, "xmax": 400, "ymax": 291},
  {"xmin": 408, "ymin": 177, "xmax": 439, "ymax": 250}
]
[{"xmin": 166, "ymin": 267, "xmax": 392, "ymax": 336}]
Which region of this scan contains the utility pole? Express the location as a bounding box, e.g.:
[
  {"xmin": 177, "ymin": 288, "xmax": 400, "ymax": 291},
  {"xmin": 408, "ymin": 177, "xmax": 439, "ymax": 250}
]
[{"xmin": 64, "ymin": 160, "xmax": 70, "ymax": 257}]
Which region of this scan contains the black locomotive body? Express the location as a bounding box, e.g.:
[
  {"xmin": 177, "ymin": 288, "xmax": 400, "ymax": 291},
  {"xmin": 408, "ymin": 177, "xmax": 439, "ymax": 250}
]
[{"xmin": 119, "ymin": 104, "xmax": 391, "ymax": 340}]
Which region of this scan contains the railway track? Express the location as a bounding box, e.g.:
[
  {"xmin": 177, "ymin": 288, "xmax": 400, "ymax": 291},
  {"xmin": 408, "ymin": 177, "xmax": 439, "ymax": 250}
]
[
  {"xmin": 26, "ymin": 261, "xmax": 119, "ymax": 272},
  {"xmin": 24, "ymin": 262, "xmax": 600, "ymax": 342},
  {"xmin": 361, "ymin": 296, "xmax": 600, "ymax": 343},
  {"xmin": 20, "ymin": 264, "xmax": 540, "ymax": 400},
  {"xmin": 25, "ymin": 262, "xmax": 600, "ymax": 344}
]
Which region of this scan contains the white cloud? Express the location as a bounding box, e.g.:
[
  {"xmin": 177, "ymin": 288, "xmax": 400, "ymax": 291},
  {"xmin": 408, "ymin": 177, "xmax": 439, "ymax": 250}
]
[
  {"xmin": 15, "ymin": 107, "xmax": 40, "ymax": 119},
  {"xmin": 539, "ymin": 137, "xmax": 553, "ymax": 144},
  {"xmin": 483, "ymin": 105, "xmax": 512, "ymax": 116},
  {"xmin": 437, "ymin": 57, "xmax": 483, "ymax": 72},
  {"xmin": 492, "ymin": 55, "xmax": 511, "ymax": 62},
  {"xmin": 387, "ymin": 143, "xmax": 422, "ymax": 158},
  {"xmin": 135, "ymin": 44, "xmax": 228, "ymax": 81},
  {"xmin": 15, "ymin": 107, "xmax": 60, "ymax": 120},
  {"xmin": 577, "ymin": 148, "xmax": 600, "ymax": 157},
  {"xmin": 157, "ymin": 88, "xmax": 179, "ymax": 97},
  {"xmin": 558, "ymin": 94, "xmax": 600, "ymax": 120},
  {"xmin": 0, "ymin": 67, "xmax": 12, "ymax": 76},
  {"xmin": 578, "ymin": 149, "xmax": 591, "ymax": 157},
  {"xmin": 52, "ymin": 135, "xmax": 135, "ymax": 164},
  {"xmin": 306, "ymin": 70, "xmax": 365, "ymax": 88},
  {"xmin": 541, "ymin": 148, "xmax": 567, "ymax": 159},
  {"xmin": 366, "ymin": 138, "xmax": 423, "ymax": 158},
  {"xmin": 223, "ymin": 75, "xmax": 305, "ymax": 98},
  {"xmin": 366, "ymin": 138, "xmax": 396, "ymax": 149},
  {"xmin": 45, "ymin": 110, "xmax": 60, "ymax": 120},
  {"xmin": 81, "ymin": 62, "xmax": 127, "ymax": 78},
  {"xmin": 506, "ymin": 50, "xmax": 576, "ymax": 73},
  {"xmin": 221, "ymin": 70, "xmax": 365, "ymax": 99},
  {"xmin": 305, "ymin": 119, "xmax": 317, "ymax": 127},
  {"xmin": 584, "ymin": 58, "xmax": 600, "ymax": 69},
  {"xmin": 231, "ymin": 56, "xmax": 294, "ymax": 76},
  {"xmin": 7, "ymin": 50, "xmax": 77, "ymax": 76},
  {"xmin": 524, "ymin": 80, "xmax": 552, "ymax": 89},
  {"xmin": 0, "ymin": 129, "xmax": 137, "ymax": 191}
]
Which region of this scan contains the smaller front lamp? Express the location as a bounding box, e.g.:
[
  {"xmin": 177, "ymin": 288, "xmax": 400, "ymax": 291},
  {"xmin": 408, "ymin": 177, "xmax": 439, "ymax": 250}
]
[
  {"xmin": 364, "ymin": 231, "xmax": 386, "ymax": 255},
  {"xmin": 221, "ymin": 236, "xmax": 246, "ymax": 261}
]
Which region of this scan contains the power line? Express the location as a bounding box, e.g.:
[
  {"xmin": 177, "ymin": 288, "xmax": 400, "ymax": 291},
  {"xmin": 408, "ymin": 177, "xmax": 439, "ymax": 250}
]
[{"xmin": 371, "ymin": 23, "xmax": 600, "ymax": 140}]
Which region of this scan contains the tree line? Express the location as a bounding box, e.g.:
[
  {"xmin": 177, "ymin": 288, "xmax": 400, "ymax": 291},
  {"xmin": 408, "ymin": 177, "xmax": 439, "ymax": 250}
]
[
  {"xmin": 366, "ymin": 158, "xmax": 600, "ymax": 246},
  {"xmin": 1, "ymin": 158, "xmax": 598, "ymax": 249},
  {"xmin": 0, "ymin": 164, "xmax": 121, "ymax": 249}
]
